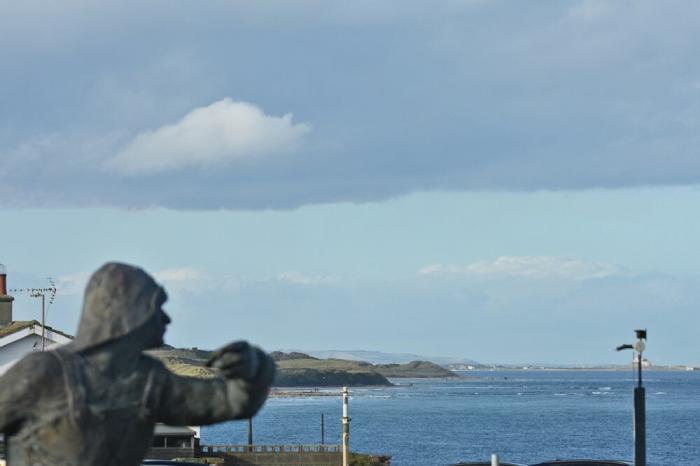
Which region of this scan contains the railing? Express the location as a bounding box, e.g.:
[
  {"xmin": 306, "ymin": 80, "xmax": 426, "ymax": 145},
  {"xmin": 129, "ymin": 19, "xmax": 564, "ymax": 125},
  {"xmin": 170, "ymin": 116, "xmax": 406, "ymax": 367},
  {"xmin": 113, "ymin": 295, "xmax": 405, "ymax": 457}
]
[{"xmin": 200, "ymin": 444, "xmax": 341, "ymax": 454}]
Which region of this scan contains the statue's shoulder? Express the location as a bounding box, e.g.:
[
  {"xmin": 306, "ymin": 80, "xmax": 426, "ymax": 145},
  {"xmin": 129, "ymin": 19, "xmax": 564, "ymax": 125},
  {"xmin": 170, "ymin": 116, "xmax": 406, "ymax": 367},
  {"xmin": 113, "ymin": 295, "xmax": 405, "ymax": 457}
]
[
  {"xmin": 16, "ymin": 350, "xmax": 64, "ymax": 377},
  {"xmin": 0, "ymin": 351, "xmax": 64, "ymax": 392}
]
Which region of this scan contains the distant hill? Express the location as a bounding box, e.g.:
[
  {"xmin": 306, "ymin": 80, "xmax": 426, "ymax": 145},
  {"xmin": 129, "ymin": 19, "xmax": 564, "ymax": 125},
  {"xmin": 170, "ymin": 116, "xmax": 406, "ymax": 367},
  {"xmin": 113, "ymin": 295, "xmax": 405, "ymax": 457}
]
[
  {"xmin": 301, "ymin": 349, "xmax": 479, "ymax": 366},
  {"xmin": 150, "ymin": 345, "xmax": 213, "ymax": 361},
  {"xmin": 272, "ymin": 352, "xmax": 390, "ymax": 386},
  {"xmin": 274, "ymin": 368, "xmax": 391, "ymax": 387},
  {"xmin": 375, "ymin": 360, "xmax": 456, "ymax": 378},
  {"xmin": 271, "ymin": 351, "xmax": 319, "ymax": 361},
  {"xmin": 274, "ymin": 352, "xmax": 457, "ymax": 379},
  {"xmin": 151, "ymin": 347, "xmax": 457, "ymax": 387}
]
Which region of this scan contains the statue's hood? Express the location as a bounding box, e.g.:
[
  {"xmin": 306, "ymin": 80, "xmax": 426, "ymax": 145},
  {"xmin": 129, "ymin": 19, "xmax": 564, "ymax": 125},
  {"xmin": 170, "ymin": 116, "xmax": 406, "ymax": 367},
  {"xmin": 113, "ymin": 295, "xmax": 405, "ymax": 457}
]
[{"xmin": 73, "ymin": 262, "xmax": 166, "ymax": 350}]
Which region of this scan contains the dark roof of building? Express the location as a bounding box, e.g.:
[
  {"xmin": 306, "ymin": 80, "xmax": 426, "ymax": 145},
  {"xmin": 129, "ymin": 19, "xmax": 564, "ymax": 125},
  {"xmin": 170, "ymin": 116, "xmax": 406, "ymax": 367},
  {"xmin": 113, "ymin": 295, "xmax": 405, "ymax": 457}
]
[{"xmin": 0, "ymin": 320, "xmax": 73, "ymax": 340}]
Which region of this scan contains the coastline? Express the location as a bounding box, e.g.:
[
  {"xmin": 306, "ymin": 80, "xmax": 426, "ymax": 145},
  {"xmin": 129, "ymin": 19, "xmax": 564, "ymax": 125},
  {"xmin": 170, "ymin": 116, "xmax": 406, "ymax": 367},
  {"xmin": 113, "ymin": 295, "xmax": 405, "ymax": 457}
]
[
  {"xmin": 457, "ymin": 366, "xmax": 697, "ymax": 372},
  {"xmin": 270, "ymin": 388, "xmax": 341, "ymax": 398}
]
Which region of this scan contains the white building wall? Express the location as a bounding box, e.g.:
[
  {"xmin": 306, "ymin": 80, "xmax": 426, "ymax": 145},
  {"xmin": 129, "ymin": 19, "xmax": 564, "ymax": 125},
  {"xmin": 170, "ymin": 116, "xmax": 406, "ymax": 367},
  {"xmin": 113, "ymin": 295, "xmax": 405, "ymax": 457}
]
[{"xmin": 0, "ymin": 334, "xmax": 68, "ymax": 375}]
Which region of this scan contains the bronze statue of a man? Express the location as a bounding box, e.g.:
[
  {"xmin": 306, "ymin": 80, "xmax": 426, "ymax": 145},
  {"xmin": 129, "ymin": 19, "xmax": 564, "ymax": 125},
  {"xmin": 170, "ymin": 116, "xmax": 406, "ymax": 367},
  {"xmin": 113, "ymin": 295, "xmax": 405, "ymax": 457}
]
[{"xmin": 0, "ymin": 262, "xmax": 275, "ymax": 466}]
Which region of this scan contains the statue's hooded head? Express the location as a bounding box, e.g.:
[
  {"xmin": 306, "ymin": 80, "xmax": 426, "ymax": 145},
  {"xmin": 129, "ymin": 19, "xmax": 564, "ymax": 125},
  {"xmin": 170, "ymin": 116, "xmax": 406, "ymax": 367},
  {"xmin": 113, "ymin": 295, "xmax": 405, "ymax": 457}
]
[{"xmin": 73, "ymin": 262, "xmax": 168, "ymax": 351}]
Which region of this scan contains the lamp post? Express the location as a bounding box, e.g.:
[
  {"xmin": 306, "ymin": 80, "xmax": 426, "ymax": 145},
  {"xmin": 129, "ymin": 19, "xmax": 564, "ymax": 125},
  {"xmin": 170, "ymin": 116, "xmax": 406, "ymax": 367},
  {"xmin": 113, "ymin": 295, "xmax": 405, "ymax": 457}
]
[
  {"xmin": 342, "ymin": 387, "xmax": 350, "ymax": 466},
  {"xmin": 321, "ymin": 413, "xmax": 325, "ymax": 445},
  {"xmin": 616, "ymin": 329, "xmax": 647, "ymax": 466},
  {"xmin": 247, "ymin": 417, "xmax": 253, "ymax": 451}
]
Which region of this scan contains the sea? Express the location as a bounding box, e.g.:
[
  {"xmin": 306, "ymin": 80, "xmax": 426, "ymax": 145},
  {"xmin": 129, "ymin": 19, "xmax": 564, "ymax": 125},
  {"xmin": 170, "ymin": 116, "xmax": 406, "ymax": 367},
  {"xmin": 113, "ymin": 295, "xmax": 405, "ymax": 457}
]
[{"xmin": 202, "ymin": 370, "xmax": 700, "ymax": 466}]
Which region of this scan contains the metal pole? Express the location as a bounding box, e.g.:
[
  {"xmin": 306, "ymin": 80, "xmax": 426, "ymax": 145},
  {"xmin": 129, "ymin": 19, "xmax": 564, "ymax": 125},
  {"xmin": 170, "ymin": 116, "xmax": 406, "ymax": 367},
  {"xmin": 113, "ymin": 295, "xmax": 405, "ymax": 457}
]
[
  {"xmin": 634, "ymin": 352, "xmax": 645, "ymax": 466},
  {"xmin": 634, "ymin": 385, "xmax": 646, "ymax": 466},
  {"xmin": 247, "ymin": 417, "xmax": 253, "ymax": 450},
  {"xmin": 491, "ymin": 453, "xmax": 500, "ymax": 466},
  {"xmin": 637, "ymin": 352, "xmax": 643, "ymax": 388},
  {"xmin": 41, "ymin": 293, "xmax": 45, "ymax": 351},
  {"xmin": 342, "ymin": 387, "xmax": 350, "ymax": 466},
  {"xmin": 321, "ymin": 413, "xmax": 325, "ymax": 445}
]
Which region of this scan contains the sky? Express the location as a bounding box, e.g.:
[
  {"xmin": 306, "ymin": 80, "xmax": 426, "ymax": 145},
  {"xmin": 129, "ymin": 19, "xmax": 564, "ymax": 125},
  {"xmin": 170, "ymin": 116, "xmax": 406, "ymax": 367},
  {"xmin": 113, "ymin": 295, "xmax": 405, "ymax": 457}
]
[{"xmin": 1, "ymin": 1, "xmax": 699, "ymax": 365}]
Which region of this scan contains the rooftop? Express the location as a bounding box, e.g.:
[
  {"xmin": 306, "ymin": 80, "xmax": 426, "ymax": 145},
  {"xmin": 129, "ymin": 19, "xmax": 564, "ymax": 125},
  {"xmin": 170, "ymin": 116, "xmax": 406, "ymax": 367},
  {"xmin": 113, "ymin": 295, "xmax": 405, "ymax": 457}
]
[{"xmin": 0, "ymin": 320, "xmax": 73, "ymax": 340}]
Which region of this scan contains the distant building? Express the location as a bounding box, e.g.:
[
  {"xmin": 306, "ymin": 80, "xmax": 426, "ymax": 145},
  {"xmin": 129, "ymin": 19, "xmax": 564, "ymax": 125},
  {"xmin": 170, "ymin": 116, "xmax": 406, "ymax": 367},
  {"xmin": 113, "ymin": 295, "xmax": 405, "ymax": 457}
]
[{"xmin": 631, "ymin": 354, "xmax": 651, "ymax": 369}]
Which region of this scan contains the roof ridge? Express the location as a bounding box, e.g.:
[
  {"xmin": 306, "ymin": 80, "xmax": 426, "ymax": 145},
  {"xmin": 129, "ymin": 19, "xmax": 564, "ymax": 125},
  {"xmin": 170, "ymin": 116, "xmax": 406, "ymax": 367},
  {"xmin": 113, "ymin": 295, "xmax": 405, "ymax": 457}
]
[{"xmin": 0, "ymin": 320, "xmax": 74, "ymax": 340}]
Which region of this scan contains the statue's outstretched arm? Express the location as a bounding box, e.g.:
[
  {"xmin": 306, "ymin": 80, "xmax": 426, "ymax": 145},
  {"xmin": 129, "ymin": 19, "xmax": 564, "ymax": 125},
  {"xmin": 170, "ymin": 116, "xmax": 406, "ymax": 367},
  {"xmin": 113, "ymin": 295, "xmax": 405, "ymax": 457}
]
[{"xmin": 155, "ymin": 342, "xmax": 275, "ymax": 426}]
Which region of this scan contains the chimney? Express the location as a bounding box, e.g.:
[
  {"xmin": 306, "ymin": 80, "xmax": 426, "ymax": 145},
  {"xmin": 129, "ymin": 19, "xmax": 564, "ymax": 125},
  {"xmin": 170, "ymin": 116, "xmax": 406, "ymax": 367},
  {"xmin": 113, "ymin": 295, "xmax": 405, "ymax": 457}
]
[{"xmin": 0, "ymin": 264, "xmax": 14, "ymax": 326}]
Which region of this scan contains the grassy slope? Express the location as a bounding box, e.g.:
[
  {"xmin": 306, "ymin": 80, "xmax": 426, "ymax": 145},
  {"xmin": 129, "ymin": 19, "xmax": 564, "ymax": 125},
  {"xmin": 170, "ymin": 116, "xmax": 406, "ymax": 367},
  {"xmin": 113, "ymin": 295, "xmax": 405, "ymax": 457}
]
[
  {"xmin": 277, "ymin": 355, "xmax": 456, "ymax": 378},
  {"xmin": 374, "ymin": 360, "xmax": 456, "ymax": 378}
]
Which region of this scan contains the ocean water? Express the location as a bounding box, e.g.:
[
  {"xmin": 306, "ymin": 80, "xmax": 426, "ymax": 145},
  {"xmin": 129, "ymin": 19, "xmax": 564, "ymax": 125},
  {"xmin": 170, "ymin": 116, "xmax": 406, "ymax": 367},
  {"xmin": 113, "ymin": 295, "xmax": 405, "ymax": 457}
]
[{"xmin": 202, "ymin": 370, "xmax": 700, "ymax": 466}]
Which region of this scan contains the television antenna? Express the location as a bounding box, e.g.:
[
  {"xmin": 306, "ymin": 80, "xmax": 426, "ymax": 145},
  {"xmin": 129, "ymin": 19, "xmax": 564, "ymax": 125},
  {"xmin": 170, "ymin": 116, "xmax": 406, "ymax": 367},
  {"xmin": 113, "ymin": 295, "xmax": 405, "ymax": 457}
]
[{"xmin": 9, "ymin": 278, "xmax": 58, "ymax": 351}]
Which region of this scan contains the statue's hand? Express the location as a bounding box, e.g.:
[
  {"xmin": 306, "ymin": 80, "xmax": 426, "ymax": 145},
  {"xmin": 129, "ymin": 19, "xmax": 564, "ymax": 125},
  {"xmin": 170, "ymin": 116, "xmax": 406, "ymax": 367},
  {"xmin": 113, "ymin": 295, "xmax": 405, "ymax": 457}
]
[{"xmin": 206, "ymin": 341, "xmax": 260, "ymax": 381}]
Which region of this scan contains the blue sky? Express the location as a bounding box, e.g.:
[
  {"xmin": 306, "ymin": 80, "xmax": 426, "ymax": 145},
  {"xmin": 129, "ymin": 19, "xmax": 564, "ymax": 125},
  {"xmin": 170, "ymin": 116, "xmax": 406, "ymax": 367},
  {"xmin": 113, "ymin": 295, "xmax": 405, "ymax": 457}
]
[{"xmin": 1, "ymin": 1, "xmax": 699, "ymax": 364}]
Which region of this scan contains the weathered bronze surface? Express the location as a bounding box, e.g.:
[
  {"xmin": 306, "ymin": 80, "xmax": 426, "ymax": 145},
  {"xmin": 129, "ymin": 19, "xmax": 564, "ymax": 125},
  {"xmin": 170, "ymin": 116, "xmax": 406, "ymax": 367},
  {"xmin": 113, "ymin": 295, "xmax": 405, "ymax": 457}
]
[{"xmin": 0, "ymin": 262, "xmax": 275, "ymax": 466}]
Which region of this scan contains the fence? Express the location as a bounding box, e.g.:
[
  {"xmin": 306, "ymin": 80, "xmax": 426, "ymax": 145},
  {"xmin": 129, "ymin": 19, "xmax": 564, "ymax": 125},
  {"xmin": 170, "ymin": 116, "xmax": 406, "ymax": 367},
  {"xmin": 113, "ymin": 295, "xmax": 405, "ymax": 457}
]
[{"xmin": 198, "ymin": 444, "xmax": 342, "ymax": 466}]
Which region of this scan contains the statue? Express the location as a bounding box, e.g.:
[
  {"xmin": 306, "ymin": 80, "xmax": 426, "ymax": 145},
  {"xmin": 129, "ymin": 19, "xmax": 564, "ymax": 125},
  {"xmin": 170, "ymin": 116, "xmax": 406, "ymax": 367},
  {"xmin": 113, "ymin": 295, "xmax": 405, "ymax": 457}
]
[{"xmin": 0, "ymin": 262, "xmax": 275, "ymax": 466}]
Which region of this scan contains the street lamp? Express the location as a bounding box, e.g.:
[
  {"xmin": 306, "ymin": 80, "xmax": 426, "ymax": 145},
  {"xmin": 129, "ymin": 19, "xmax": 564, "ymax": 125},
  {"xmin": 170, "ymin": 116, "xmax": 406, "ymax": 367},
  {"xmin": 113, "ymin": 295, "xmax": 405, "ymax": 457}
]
[{"xmin": 616, "ymin": 329, "xmax": 647, "ymax": 466}]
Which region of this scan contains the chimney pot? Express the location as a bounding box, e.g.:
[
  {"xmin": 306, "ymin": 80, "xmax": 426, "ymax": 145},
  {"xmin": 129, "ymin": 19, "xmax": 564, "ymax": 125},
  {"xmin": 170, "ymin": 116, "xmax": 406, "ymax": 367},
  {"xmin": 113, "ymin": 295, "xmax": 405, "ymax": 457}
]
[
  {"xmin": 0, "ymin": 263, "xmax": 7, "ymax": 296},
  {"xmin": 0, "ymin": 264, "xmax": 13, "ymax": 326}
]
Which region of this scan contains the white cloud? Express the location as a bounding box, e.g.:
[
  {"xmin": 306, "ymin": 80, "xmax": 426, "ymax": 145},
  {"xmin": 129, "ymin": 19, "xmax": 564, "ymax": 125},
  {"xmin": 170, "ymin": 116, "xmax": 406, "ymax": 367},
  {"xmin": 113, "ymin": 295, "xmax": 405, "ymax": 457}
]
[
  {"xmin": 55, "ymin": 272, "xmax": 91, "ymax": 296},
  {"xmin": 277, "ymin": 271, "xmax": 338, "ymax": 286},
  {"xmin": 107, "ymin": 98, "xmax": 311, "ymax": 175},
  {"xmin": 55, "ymin": 268, "xmax": 209, "ymax": 297},
  {"xmin": 57, "ymin": 266, "xmax": 339, "ymax": 296},
  {"xmin": 153, "ymin": 266, "xmax": 234, "ymax": 293},
  {"xmin": 155, "ymin": 267, "xmax": 207, "ymax": 283},
  {"xmin": 419, "ymin": 256, "xmax": 623, "ymax": 281}
]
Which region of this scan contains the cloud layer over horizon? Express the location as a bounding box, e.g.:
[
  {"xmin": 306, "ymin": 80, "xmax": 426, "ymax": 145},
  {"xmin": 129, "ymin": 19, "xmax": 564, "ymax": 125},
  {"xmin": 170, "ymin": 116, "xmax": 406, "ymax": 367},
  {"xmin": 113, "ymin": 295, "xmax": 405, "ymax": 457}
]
[
  {"xmin": 3, "ymin": 0, "xmax": 700, "ymax": 209},
  {"xmin": 10, "ymin": 255, "xmax": 696, "ymax": 365},
  {"xmin": 419, "ymin": 256, "xmax": 624, "ymax": 281}
]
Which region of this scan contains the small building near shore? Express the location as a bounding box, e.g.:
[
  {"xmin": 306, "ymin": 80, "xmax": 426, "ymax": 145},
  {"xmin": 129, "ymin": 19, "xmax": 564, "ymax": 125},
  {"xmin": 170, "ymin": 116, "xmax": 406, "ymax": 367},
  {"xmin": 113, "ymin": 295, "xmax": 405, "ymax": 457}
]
[
  {"xmin": 631, "ymin": 355, "xmax": 652, "ymax": 368},
  {"xmin": 148, "ymin": 425, "xmax": 201, "ymax": 460}
]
